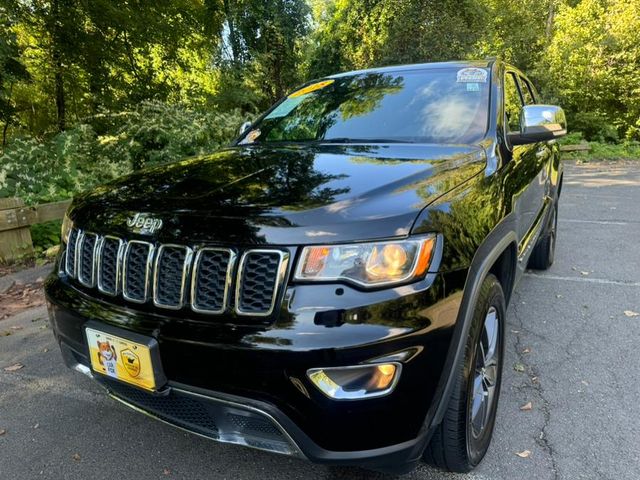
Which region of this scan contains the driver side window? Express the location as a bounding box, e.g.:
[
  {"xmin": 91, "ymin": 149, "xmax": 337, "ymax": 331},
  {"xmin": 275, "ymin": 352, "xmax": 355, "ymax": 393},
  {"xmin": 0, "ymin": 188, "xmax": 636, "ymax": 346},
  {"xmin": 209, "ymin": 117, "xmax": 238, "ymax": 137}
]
[{"xmin": 504, "ymin": 73, "xmax": 523, "ymax": 133}]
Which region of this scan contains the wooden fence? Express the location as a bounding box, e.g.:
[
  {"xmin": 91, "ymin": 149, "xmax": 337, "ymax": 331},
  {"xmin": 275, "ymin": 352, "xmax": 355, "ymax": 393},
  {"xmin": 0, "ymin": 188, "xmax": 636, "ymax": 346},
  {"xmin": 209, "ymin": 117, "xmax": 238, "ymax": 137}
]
[{"xmin": 0, "ymin": 198, "xmax": 71, "ymax": 262}]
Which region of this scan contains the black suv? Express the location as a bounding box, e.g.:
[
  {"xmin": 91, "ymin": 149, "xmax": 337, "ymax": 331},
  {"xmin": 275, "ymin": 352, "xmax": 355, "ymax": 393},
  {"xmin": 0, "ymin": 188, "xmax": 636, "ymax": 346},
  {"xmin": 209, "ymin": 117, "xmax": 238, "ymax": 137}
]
[{"xmin": 45, "ymin": 60, "xmax": 565, "ymax": 474}]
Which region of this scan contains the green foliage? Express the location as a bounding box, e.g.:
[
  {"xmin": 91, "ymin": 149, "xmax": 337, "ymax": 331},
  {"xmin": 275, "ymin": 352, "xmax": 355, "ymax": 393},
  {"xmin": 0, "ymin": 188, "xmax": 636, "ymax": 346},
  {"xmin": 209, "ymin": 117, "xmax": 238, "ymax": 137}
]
[
  {"xmin": 570, "ymin": 112, "xmax": 619, "ymax": 143},
  {"xmin": 305, "ymin": 0, "xmax": 486, "ymax": 78},
  {"xmin": 96, "ymin": 101, "xmax": 244, "ymax": 170},
  {"xmin": 540, "ymin": 0, "xmax": 640, "ymax": 140},
  {"xmin": 0, "ymin": 6, "xmax": 31, "ymax": 144},
  {"xmin": 558, "ymin": 131, "xmax": 640, "ymax": 161},
  {"xmin": 0, "ymin": 102, "xmax": 245, "ymax": 204},
  {"xmin": 1, "ymin": 0, "xmax": 640, "ymax": 211},
  {"xmin": 31, "ymin": 220, "xmax": 61, "ymax": 252},
  {"xmin": 232, "ymin": 0, "xmax": 310, "ymax": 106},
  {"xmin": 558, "ymin": 131, "xmax": 585, "ymax": 145},
  {"xmin": 474, "ymin": 0, "xmax": 554, "ymax": 74},
  {"xmin": 563, "ymin": 141, "xmax": 640, "ymax": 162},
  {"xmin": 0, "ymin": 124, "xmax": 127, "ymax": 203}
]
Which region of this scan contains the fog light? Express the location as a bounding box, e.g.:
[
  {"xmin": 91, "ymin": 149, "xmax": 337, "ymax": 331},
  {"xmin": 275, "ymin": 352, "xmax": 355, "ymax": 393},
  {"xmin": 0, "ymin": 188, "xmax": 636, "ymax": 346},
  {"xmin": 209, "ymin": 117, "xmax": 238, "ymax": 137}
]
[{"xmin": 307, "ymin": 363, "xmax": 401, "ymax": 400}]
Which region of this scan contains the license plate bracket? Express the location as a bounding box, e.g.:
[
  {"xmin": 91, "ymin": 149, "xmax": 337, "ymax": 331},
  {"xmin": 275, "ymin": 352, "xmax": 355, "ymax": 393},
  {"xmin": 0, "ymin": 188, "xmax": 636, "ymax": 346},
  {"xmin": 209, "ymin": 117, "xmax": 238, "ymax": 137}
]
[{"xmin": 84, "ymin": 320, "xmax": 167, "ymax": 392}]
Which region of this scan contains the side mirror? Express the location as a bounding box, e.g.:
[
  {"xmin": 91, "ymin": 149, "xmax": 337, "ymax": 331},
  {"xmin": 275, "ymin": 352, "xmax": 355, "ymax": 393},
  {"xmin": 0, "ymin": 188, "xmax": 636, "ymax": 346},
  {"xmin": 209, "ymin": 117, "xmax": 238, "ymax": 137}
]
[
  {"xmin": 510, "ymin": 105, "xmax": 567, "ymax": 145},
  {"xmin": 238, "ymin": 121, "xmax": 252, "ymax": 136}
]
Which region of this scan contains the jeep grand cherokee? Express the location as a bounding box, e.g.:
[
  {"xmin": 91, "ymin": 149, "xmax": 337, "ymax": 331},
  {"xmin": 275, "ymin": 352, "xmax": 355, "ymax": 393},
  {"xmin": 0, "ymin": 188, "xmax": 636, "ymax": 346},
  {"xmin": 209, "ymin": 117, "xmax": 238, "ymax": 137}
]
[{"xmin": 45, "ymin": 60, "xmax": 566, "ymax": 473}]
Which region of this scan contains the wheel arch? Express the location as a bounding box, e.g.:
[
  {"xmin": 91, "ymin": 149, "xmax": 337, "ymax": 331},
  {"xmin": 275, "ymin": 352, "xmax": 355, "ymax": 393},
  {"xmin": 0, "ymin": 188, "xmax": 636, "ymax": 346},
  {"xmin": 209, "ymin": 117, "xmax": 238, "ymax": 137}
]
[
  {"xmin": 488, "ymin": 241, "xmax": 517, "ymax": 306},
  {"xmin": 425, "ymin": 213, "xmax": 517, "ymax": 431}
]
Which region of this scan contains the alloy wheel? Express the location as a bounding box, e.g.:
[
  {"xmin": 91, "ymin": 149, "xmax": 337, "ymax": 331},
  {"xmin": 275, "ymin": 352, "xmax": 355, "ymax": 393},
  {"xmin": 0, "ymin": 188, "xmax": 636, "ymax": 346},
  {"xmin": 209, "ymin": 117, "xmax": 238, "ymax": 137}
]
[{"xmin": 470, "ymin": 306, "xmax": 500, "ymax": 438}]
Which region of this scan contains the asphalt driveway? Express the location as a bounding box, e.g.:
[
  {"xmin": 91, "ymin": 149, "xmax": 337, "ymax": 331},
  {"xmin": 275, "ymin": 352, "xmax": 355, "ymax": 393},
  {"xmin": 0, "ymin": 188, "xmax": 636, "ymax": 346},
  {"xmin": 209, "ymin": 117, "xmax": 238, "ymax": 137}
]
[{"xmin": 1, "ymin": 161, "xmax": 639, "ymax": 479}]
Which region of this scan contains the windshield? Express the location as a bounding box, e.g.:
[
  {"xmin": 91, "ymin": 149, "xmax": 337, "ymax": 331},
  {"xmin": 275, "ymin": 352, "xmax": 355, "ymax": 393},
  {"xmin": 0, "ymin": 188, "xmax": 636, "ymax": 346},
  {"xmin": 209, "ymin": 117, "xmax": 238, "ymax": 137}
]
[{"xmin": 238, "ymin": 67, "xmax": 490, "ymax": 145}]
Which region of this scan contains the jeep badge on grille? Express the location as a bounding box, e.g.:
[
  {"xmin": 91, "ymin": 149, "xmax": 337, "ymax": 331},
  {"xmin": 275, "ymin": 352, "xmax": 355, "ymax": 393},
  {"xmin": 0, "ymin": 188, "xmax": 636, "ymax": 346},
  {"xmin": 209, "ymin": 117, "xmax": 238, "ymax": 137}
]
[{"xmin": 127, "ymin": 213, "xmax": 163, "ymax": 234}]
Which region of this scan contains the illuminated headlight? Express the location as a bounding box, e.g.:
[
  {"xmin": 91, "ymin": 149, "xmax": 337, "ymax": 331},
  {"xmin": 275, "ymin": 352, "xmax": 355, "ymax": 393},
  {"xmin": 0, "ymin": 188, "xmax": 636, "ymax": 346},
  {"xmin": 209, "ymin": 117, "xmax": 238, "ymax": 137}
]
[
  {"xmin": 294, "ymin": 235, "xmax": 436, "ymax": 287},
  {"xmin": 307, "ymin": 363, "xmax": 401, "ymax": 400},
  {"xmin": 61, "ymin": 212, "xmax": 73, "ymax": 244}
]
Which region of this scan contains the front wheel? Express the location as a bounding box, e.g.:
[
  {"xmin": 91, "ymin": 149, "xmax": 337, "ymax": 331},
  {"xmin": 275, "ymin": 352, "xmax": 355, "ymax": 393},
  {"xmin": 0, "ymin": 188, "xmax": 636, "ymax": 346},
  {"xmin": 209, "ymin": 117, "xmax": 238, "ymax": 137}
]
[{"xmin": 423, "ymin": 274, "xmax": 505, "ymax": 472}]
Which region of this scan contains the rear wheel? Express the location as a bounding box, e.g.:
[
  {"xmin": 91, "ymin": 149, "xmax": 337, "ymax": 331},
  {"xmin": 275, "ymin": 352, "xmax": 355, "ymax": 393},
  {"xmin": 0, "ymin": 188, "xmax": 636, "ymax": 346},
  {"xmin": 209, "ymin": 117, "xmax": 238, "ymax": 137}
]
[
  {"xmin": 528, "ymin": 202, "xmax": 558, "ymax": 270},
  {"xmin": 423, "ymin": 274, "xmax": 505, "ymax": 472}
]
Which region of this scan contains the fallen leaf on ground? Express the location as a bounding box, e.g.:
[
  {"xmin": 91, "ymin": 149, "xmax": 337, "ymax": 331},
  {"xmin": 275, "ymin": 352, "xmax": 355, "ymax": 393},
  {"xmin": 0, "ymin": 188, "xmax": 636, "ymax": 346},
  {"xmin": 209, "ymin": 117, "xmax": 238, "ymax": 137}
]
[
  {"xmin": 163, "ymin": 468, "xmax": 171, "ymax": 475},
  {"xmin": 520, "ymin": 402, "xmax": 533, "ymax": 411},
  {"xmin": 624, "ymin": 310, "xmax": 639, "ymax": 317},
  {"xmin": 514, "ymin": 363, "xmax": 525, "ymax": 372},
  {"xmin": 0, "ymin": 280, "xmax": 46, "ymax": 319},
  {"xmin": 3, "ymin": 363, "xmax": 24, "ymax": 372},
  {"xmin": 72, "ymin": 453, "xmax": 81, "ymax": 461},
  {"xmin": 516, "ymin": 450, "xmax": 531, "ymax": 458}
]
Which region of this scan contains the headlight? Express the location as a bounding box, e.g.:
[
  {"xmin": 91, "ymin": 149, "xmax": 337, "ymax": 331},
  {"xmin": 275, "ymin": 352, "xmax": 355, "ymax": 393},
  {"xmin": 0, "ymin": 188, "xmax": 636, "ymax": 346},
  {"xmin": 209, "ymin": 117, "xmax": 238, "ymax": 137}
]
[
  {"xmin": 61, "ymin": 212, "xmax": 73, "ymax": 243},
  {"xmin": 294, "ymin": 235, "xmax": 436, "ymax": 287}
]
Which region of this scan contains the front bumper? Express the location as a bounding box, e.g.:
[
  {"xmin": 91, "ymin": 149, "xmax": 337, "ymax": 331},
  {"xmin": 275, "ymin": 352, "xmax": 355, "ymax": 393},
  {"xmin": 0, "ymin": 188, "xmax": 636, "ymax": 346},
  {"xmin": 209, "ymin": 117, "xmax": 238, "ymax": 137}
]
[
  {"xmin": 60, "ymin": 340, "xmax": 431, "ymax": 472},
  {"xmin": 46, "ymin": 265, "xmax": 463, "ymax": 471}
]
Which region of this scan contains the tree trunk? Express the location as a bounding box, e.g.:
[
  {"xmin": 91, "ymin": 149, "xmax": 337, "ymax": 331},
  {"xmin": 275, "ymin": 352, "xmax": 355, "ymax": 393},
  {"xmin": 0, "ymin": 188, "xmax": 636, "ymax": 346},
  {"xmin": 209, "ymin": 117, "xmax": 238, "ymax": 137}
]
[
  {"xmin": 223, "ymin": 0, "xmax": 241, "ymax": 62},
  {"xmin": 54, "ymin": 56, "xmax": 66, "ymax": 131},
  {"xmin": 51, "ymin": 0, "xmax": 66, "ymax": 131},
  {"xmin": 2, "ymin": 120, "xmax": 9, "ymax": 151},
  {"xmin": 545, "ymin": 1, "xmax": 555, "ymax": 42}
]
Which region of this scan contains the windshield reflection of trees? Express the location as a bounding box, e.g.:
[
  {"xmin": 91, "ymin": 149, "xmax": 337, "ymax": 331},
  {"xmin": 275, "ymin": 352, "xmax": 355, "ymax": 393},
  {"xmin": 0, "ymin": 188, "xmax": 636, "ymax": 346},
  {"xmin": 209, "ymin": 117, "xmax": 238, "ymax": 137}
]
[{"xmin": 261, "ymin": 73, "xmax": 404, "ymax": 142}]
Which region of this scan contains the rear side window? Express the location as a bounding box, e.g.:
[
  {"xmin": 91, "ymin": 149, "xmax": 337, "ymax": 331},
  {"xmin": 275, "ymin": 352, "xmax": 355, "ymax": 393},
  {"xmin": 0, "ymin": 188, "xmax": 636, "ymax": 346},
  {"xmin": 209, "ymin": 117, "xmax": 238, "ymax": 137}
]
[
  {"xmin": 504, "ymin": 72, "xmax": 523, "ymax": 133},
  {"xmin": 519, "ymin": 77, "xmax": 536, "ymax": 105}
]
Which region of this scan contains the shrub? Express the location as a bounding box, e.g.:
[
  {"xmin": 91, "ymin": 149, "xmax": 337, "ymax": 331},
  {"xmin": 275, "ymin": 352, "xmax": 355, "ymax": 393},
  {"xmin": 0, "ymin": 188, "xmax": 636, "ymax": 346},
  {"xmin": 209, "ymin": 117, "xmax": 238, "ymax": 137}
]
[
  {"xmin": 98, "ymin": 101, "xmax": 246, "ymax": 170},
  {"xmin": 30, "ymin": 220, "xmax": 62, "ymax": 254},
  {"xmin": 570, "ymin": 112, "xmax": 619, "ymax": 143},
  {"xmin": 0, "ymin": 102, "xmax": 246, "ymax": 205}
]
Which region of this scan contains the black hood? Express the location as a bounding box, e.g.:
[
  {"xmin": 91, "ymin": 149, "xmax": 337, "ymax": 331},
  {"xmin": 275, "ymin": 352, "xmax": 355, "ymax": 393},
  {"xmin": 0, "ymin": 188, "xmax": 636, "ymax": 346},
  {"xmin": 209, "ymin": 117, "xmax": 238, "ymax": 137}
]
[{"xmin": 71, "ymin": 143, "xmax": 486, "ymax": 245}]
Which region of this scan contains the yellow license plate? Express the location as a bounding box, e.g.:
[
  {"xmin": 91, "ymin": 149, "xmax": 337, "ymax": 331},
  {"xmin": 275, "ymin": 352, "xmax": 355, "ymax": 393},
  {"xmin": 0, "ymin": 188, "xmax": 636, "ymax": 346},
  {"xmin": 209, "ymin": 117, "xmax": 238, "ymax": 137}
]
[{"xmin": 86, "ymin": 327, "xmax": 156, "ymax": 391}]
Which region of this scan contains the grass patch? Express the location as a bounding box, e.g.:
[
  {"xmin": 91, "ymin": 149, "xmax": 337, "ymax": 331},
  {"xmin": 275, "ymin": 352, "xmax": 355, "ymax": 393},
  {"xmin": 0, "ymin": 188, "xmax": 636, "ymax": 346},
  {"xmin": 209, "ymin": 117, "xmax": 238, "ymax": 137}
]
[{"xmin": 559, "ymin": 132, "xmax": 640, "ymax": 162}]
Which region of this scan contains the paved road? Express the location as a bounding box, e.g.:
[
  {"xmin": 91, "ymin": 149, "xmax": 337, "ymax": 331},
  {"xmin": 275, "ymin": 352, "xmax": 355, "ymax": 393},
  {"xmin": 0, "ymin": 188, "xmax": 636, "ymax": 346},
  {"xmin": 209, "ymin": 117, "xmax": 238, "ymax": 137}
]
[{"xmin": 1, "ymin": 161, "xmax": 639, "ymax": 480}]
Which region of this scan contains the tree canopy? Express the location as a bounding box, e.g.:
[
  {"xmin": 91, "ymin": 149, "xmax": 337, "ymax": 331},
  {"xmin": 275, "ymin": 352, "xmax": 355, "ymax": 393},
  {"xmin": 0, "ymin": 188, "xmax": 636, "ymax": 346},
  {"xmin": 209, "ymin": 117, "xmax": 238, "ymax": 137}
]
[{"xmin": 1, "ymin": 0, "xmax": 639, "ymax": 209}]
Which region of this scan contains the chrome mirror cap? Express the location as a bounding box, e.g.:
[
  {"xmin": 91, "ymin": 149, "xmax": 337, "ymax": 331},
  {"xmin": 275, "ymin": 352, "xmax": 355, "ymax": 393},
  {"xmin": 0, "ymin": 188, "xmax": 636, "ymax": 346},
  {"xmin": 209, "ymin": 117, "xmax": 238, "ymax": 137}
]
[{"xmin": 517, "ymin": 104, "xmax": 567, "ymax": 143}]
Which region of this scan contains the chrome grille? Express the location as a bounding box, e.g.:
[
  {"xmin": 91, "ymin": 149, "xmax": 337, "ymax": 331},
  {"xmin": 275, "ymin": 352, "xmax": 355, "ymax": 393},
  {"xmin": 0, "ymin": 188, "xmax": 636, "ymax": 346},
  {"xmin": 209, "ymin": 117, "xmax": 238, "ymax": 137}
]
[
  {"xmin": 236, "ymin": 251, "xmax": 286, "ymax": 316},
  {"xmin": 153, "ymin": 245, "xmax": 191, "ymax": 309},
  {"xmin": 97, "ymin": 236, "xmax": 123, "ymax": 296},
  {"xmin": 122, "ymin": 241, "xmax": 153, "ymax": 303},
  {"xmin": 77, "ymin": 232, "xmax": 98, "ymax": 287},
  {"xmin": 62, "ymin": 228, "xmax": 287, "ymax": 318},
  {"xmin": 191, "ymin": 248, "xmax": 233, "ymax": 314},
  {"xmin": 65, "ymin": 228, "xmax": 80, "ymax": 277}
]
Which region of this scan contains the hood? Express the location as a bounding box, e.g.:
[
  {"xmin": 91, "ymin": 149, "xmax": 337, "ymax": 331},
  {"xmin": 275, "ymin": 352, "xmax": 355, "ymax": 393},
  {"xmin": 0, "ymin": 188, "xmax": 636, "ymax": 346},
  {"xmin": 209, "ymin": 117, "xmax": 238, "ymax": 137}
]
[{"xmin": 71, "ymin": 143, "xmax": 486, "ymax": 245}]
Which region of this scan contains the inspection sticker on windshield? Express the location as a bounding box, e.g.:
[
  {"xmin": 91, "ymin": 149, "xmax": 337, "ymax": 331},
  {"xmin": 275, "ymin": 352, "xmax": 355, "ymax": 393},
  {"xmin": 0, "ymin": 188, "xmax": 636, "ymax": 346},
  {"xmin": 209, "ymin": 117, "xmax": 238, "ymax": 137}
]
[
  {"xmin": 457, "ymin": 68, "xmax": 488, "ymax": 83},
  {"xmin": 289, "ymin": 79, "xmax": 334, "ymax": 98}
]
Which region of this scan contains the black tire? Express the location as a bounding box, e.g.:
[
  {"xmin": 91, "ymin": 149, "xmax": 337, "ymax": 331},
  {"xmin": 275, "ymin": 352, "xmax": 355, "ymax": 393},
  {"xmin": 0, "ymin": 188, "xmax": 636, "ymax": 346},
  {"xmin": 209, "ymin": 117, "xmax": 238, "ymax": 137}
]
[
  {"xmin": 423, "ymin": 274, "xmax": 506, "ymax": 472},
  {"xmin": 528, "ymin": 202, "xmax": 558, "ymax": 270}
]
